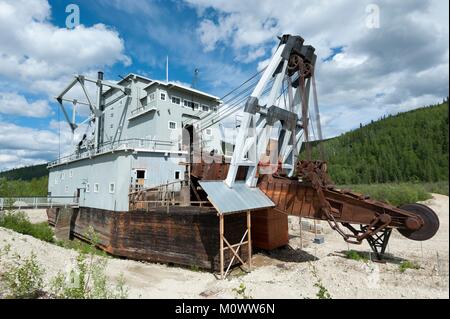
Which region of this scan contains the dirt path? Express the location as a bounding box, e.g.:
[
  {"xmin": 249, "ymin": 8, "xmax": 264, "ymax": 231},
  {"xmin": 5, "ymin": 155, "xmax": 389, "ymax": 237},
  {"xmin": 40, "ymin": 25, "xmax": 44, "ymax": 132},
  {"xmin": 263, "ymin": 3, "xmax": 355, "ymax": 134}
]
[{"xmin": 1, "ymin": 194, "xmax": 448, "ymax": 299}]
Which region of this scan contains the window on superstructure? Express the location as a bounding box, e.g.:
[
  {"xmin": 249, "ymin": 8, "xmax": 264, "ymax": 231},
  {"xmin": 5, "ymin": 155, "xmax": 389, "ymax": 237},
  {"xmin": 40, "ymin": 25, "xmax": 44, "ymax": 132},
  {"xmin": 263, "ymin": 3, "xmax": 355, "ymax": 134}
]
[
  {"xmin": 169, "ymin": 121, "xmax": 177, "ymax": 130},
  {"xmin": 160, "ymin": 93, "xmax": 166, "ymax": 101},
  {"xmin": 184, "ymin": 100, "xmax": 199, "ymax": 110},
  {"xmin": 86, "ymin": 183, "xmax": 90, "ymax": 192},
  {"xmin": 202, "ymin": 105, "xmax": 209, "ymax": 112},
  {"xmin": 148, "ymin": 93, "xmax": 155, "ymax": 101},
  {"xmin": 109, "ymin": 183, "xmax": 115, "ymax": 194},
  {"xmin": 69, "ymin": 170, "xmax": 73, "ymax": 178},
  {"xmin": 171, "ymin": 96, "xmax": 181, "ymax": 105},
  {"xmin": 174, "ymin": 171, "xmax": 181, "ymax": 180},
  {"xmin": 136, "ymin": 170, "xmax": 146, "ymax": 179},
  {"xmin": 94, "ymin": 183, "xmax": 99, "ymax": 193}
]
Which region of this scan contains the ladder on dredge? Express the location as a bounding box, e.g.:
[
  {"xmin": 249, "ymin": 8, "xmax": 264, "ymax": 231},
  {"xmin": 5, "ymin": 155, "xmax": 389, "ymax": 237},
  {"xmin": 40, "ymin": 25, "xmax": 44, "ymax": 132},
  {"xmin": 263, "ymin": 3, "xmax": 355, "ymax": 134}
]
[
  {"xmin": 189, "ymin": 34, "xmax": 440, "ymax": 274},
  {"xmin": 130, "ymin": 34, "xmax": 440, "ymax": 279}
]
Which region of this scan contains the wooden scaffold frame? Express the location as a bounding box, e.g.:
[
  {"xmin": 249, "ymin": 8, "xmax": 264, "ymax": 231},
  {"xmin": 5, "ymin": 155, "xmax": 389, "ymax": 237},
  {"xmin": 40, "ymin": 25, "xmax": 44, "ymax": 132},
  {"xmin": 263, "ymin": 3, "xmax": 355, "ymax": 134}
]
[{"xmin": 219, "ymin": 211, "xmax": 252, "ymax": 279}]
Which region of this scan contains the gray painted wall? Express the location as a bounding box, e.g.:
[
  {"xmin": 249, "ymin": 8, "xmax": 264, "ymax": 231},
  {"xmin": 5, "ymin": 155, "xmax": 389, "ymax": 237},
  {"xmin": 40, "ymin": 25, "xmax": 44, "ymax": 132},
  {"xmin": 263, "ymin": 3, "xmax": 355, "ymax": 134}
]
[
  {"xmin": 101, "ymin": 77, "xmax": 220, "ymax": 150},
  {"xmin": 48, "ymin": 150, "xmax": 185, "ymax": 212},
  {"xmin": 48, "ymin": 75, "xmax": 222, "ymax": 212}
]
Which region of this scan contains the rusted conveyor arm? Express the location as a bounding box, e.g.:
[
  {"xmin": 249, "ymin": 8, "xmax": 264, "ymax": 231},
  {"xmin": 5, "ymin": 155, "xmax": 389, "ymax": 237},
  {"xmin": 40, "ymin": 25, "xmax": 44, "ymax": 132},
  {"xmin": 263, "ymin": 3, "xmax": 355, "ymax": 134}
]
[{"xmin": 190, "ymin": 160, "xmax": 440, "ymax": 259}]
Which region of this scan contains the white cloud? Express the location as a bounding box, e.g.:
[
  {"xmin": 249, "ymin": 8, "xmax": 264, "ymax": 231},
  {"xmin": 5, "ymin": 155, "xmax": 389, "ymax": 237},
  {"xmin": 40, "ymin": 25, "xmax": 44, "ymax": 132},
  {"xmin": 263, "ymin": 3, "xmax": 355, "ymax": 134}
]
[
  {"xmin": 331, "ymin": 52, "xmax": 368, "ymax": 68},
  {"xmin": 0, "ymin": 119, "xmax": 82, "ymax": 170},
  {"xmin": 239, "ymin": 47, "xmax": 266, "ymax": 64},
  {"xmin": 0, "ymin": 0, "xmax": 130, "ymax": 98},
  {"xmin": 198, "ymin": 19, "xmax": 230, "ymax": 52},
  {"xmin": 186, "ymin": 0, "xmax": 449, "ymax": 137},
  {"xmin": 0, "ymin": 0, "xmax": 131, "ymax": 170},
  {"xmin": 0, "ymin": 92, "xmax": 52, "ymax": 118},
  {"xmin": 0, "ymin": 122, "xmax": 58, "ymax": 170},
  {"xmin": 197, "ymin": 13, "xmax": 277, "ymax": 52}
]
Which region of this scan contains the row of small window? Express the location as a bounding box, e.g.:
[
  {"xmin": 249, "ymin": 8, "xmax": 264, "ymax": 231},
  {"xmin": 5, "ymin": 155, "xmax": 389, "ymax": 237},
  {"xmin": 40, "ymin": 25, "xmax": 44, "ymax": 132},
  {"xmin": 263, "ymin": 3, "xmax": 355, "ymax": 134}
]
[
  {"xmin": 158, "ymin": 92, "xmax": 217, "ymax": 112},
  {"xmin": 167, "ymin": 121, "xmax": 211, "ymax": 135},
  {"xmin": 84, "ymin": 183, "xmax": 116, "ymax": 194},
  {"xmin": 135, "ymin": 169, "xmax": 181, "ymax": 180},
  {"xmin": 55, "ymin": 170, "xmax": 74, "ymax": 184}
]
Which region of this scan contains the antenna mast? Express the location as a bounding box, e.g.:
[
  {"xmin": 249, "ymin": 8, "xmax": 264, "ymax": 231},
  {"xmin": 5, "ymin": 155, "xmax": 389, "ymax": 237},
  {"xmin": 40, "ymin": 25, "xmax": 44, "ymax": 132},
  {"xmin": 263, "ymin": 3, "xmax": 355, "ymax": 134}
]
[
  {"xmin": 191, "ymin": 68, "xmax": 199, "ymax": 89},
  {"xmin": 166, "ymin": 56, "xmax": 169, "ymax": 83}
]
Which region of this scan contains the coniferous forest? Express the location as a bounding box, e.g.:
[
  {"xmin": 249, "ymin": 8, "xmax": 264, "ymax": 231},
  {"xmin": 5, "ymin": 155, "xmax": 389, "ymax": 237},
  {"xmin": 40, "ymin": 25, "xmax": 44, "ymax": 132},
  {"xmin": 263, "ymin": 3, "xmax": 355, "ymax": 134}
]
[
  {"xmin": 303, "ymin": 101, "xmax": 449, "ymax": 185},
  {"xmin": 0, "ymin": 101, "xmax": 448, "ymax": 199}
]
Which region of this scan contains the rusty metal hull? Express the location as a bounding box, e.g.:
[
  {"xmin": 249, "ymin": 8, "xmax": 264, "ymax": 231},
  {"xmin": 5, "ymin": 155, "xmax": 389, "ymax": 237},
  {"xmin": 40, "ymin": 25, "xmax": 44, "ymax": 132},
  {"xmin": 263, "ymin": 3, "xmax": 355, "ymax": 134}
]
[
  {"xmin": 47, "ymin": 206, "xmax": 248, "ymax": 271},
  {"xmin": 191, "ymin": 161, "xmax": 439, "ymax": 253},
  {"xmin": 257, "ymin": 175, "xmax": 433, "ymax": 232},
  {"xmin": 251, "ymin": 209, "xmax": 289, "ymax": 250}
]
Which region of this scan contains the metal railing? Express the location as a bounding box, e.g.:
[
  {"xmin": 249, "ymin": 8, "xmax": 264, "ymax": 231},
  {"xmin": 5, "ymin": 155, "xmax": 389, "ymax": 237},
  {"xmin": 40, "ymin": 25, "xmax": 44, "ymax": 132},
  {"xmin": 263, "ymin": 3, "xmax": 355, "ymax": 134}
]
[
  {"xmin": 47, "ymin": 138, "xmax": 178, "ymax": 167},
  {"xmin": 0, "ymin": 197, "xmax": 78, "ymax": 210},
  {"xmin": 130, "ymin": 100, "xmax": 157, "ymax": 117}
]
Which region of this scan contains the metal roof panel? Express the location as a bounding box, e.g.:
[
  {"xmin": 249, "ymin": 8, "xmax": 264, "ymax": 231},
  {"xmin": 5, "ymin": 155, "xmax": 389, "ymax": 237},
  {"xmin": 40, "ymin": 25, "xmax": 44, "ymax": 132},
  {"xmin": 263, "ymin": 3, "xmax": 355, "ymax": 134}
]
[{"xmin": 199, "ymin": 181, "xmax": 275, "ymax": 214}]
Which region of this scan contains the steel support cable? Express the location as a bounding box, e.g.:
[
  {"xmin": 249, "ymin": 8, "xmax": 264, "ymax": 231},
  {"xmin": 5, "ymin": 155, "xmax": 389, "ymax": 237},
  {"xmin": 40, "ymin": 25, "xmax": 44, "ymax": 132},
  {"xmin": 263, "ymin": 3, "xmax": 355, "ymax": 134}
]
[
  {"xmin": 192, "ymin": 77, "xmax": 297, "ymax": 155},
  {"xmin": 195, "ymin": 77, "xmax": 274, "ymax": 131},
  {"xmin": 183, "ymin": 67, "xmax": 267, "ymax": 127},
  {"xmin": 199, "ymin": 78, "xmax": 277, "ymax": 132},
  {"xmin": 201, "ymin": 83, "xmax": 263, "ymax": 127},
  {"xmin": 183, "ymin": 80, "xmax": 258, "ymax": 128},
  {"xmin": 196, "ymin": 80, "xmax": 259, "ymax": 126},
  {"xmin": 199, "ymin": 69, "xmax": 299, "ymax": 133},
  {"xmin": 200, "ymin": 77, "xmax": 276, "ymax": 131},
  {"xmin": 205, "ymin": 74, "xmax": 288, "ymax": 131},
  {"xmin": 189, "ymin": 75, "xmax": 262, "ymax": 128},
  {"xmin": 311, "ymin": 70, "xmax": 325, "ymax": 160},
  {"xmin": 187, "ymin": 66, "xmax": 287, "ymax": 130},
  {"xmin": 195, "ymin": 64, "xmax": 298, "ymax": 133},
  {"xmin": 220, "ymin": 66, "xmax": 267, "ymax": 101}
]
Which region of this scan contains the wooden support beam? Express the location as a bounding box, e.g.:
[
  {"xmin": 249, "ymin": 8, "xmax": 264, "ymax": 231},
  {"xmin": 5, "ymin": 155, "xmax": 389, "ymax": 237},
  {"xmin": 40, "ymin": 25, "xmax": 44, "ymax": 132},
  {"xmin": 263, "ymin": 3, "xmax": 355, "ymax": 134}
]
[
  {"xmin": 218, "ymin": 211, "xmax": 254, "ymax": 280},
  {"xmin": 223, "ymin": 241, "xmax": 249, "ymax": 250},
  {"xmin": 219, "ymin": 214, "xmax": 224, "ymax": 280},
  {"xmin": 223, "ymin": 234, "xmax": 248, "ymax": 266}
]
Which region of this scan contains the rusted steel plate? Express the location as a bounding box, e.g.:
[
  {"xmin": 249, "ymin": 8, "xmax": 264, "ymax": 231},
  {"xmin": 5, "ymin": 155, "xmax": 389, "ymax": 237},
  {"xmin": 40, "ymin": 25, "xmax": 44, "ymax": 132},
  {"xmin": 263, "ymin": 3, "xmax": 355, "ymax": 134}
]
[
  {"xmin": 251, "ymin": 209, "xmax": 289, "ymax": 250},
  {"xmin": 48, "ymin": 206, "xmax": 249, "ymax": 271}
]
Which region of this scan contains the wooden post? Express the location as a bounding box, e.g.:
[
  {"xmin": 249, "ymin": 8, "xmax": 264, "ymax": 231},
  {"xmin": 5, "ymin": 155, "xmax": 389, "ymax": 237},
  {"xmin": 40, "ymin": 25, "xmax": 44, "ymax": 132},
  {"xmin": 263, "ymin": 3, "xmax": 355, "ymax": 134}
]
[
  {"xmin": 219, "ymin": 214, "xmax": 224, "ymax": 279},
  {"xmin": 247, "ymin": 211, "xmax": 252, "ymax": 271}
]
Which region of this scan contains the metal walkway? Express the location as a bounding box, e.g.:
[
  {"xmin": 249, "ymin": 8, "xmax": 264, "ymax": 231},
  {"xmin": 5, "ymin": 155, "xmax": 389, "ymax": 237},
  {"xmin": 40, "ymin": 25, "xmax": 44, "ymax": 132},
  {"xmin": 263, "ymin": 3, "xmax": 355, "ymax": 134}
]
[{"xmin": 0, "ymin": 197, "xmax": 78, "ymax": 210}]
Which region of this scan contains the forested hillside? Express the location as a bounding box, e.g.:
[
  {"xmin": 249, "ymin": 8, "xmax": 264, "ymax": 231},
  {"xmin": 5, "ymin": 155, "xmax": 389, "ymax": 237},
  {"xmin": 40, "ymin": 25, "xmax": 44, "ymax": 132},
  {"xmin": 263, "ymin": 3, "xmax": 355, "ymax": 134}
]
[
  {"xmin": 0, "ymin": 101, "xmax": 448, "ymax": 197},
  {"xmin": 0, "ymin": 164, "xmax": 48, "ymax": 181},
  {"xmin": 0, "ymin": 165, "xmax": 48, "ymax": 197},
  {"xmin": 0, "ymin": 176, "xmax": 48, "ymax": 197},
  {"xmin": 303, "ymin": 101, "xmax": 449, "ymax": 185}
]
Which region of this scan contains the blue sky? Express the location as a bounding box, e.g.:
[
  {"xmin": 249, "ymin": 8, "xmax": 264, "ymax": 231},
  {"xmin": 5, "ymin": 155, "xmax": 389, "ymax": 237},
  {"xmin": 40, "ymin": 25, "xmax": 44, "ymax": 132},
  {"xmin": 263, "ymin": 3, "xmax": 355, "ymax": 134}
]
[
  {"xmin": 0, "ymin": 0, "xmax": 448, "ymax": 170},
  {"xmin": 47, "ymin": 0, "xmax": 259, "ymax": 94}
]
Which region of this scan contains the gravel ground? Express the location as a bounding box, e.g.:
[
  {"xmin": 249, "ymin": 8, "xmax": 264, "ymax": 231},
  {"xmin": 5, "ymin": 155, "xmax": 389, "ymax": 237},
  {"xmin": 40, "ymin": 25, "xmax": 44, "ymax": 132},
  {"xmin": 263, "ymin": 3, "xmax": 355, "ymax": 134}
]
[{"xmin": 0, "ymin": 194, "xmax": 448, "ymax": 299}]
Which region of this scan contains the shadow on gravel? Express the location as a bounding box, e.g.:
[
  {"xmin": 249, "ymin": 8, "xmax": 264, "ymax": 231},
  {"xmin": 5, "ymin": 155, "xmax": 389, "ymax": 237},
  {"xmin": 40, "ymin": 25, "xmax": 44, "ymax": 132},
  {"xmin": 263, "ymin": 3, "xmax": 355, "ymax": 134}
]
[
  {"xmin": 255, "ymin": 245, "xmax": 319, "ymax": 263},
  {"xmin": 333, "ymin": 249, "xmax": 408, "ymax": 265}
]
